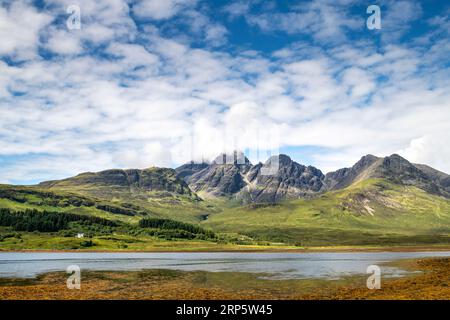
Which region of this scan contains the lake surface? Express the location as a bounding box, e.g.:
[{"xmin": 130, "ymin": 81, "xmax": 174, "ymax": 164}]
[{"xmin": 1, "ymin": 251, "xmax": 450, "ymax": 280}]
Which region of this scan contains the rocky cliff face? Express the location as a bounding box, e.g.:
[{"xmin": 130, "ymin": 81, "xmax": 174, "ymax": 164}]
[
  {"xmin": 179, "ymin": 152, "xmax": 450, "ymax": 202},
  {"xmin": 175, "ymin": 162, "xmax": 209, "ymax": 180},
  {"xmin": 325, "ymin": 154, "xmax": 450, "ymax": 198},
  {"xmin": 179, "ymin": 153, "xmax": 325, "ymax": 202},
  {"xmin": 324, "ymin": 154, "xmax": 379, "ymax": 190},
  {"xmin": 372, "ymin": 154, "xmax": 450, "ymax": 197},
  {"xmin": 186, "ymin": 152, "xmax": 252, "ymax": 196},
  {"xmin": 238, "ymin": 154, "xmax": 325, "ymax": 202},
  {"xmin": 414, "ymin": 164, "xmax": 450, "ymax": 189}
]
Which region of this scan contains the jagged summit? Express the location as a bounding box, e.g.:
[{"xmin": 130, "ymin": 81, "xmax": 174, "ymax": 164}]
[
  {"xmin": 186, "ymin": 151, "xmax": 252, "ymax": 197},
  {"xmin": 264, "ymin": 154, "xmax": 292, "ymax": 167},
  {"xmin": 324, "ymin": 154, "xmax": 380, "ymax": 190},
  {"xmin": 178, "ymin": 153, "xmax": 324, "ymax": 202},
  {"xmin": 240, "ymin": 154, "xmax": 325, "ymax": 203},
  {"xmin": 178, "ymin": 152, "xmax": 450, "ymax": 202},
  {"xmin": 37, "ymin": 152, "xmax": 450, "ymax": 204},
  {"xmin": 325, "ymin": 153, "xmax": 450, "ymax": 198}
]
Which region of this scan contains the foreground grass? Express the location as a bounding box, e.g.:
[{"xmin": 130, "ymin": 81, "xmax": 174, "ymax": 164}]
[{"xmin": 1, "ymin": 257, "xmax": 449, "ymax": 300}]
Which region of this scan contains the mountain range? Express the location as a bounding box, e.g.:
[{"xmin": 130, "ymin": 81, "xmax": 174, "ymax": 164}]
[
  {"xmin": 176, "ymin": 152, "xmax": 450, "ymax": 203},
  {"xmin": 29, "ymin": 151, "xmax": 450, "ymax": 204},
  {"xmin": 1, "ymin": 152, "xmax": 450, "ymax": 246}
]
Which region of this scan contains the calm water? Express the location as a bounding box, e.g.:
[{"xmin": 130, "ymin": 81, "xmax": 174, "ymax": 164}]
[{"xmin": 1, "ymin": 251, "xmax": 450, "ymax": 280}]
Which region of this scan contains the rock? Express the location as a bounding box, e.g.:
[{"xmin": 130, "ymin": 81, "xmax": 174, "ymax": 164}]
[
  {"xmin": 175, "ymin": 162, "xmax": 209, "ymax": 180},
  {"xmin": 186, "ymin": 152, "xmax": 252, "ymax": 197}
]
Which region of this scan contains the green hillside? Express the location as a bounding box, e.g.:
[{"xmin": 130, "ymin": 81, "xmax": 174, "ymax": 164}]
[
  {"xmin": 0, "ymin": 183, "xmax": 216, "ymax": 224},
  {"xmin": 1, "ymin": 177, "xmax": 450, "ymax": 250},
  {"xmin": 0, "ymin": 185, "xmax": 224, "ymax": 251},
  {"xmin": 202, "ymin": 179, "xmax": 450, "ymax": 246},
  {"xmin": 0, "ymin": 184, "xmax": 143, "ymax": 224},
  {"xmin": 0, "ymin": 184, "xmax": 256, "ymax": 251}
]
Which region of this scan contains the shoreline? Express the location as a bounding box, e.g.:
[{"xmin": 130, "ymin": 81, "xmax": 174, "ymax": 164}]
[
  {"xmin": 0, "ymin": 257, "xmax": 449, "ymax": 299},
  {"xmin": 2, "ymin": 244, "xmax": 450, "ymax": 253}
]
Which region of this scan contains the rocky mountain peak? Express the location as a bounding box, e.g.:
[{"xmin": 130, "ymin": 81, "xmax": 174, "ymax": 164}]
[
  {"xmin": 236, "ymin": 155, "xmax": 325, "ymax": 203},
  {"xmin": 324, "ymin": 154, "xmax": 379, "ymax": 190},
  {"xmin": 175, "ymin": 161, "xmax": 209, "ymax": 180},
  {"xmin": 381, "ymin": 154, "xmax": 413, "ymax": 169},
  {"xmin": 358, "ymin": 154, "xmax": 380, "ymax": 165},
  {"xmin": 177, "ymin": 151, "xmax": 450, "ymax": 202},
  {"xmin": 35, "ymin": 150, "xmax": 450, "ymax": 205},
  {"xmin": 264, "ymin": 154, "xmax": 292, "ymax": 167}
]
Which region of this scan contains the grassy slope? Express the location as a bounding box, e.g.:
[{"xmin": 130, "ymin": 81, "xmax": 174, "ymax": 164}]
[
  {"xmin": 0, "ymin": 185, "xmax": 142, "ymax": 224},
  {"xmin": 0, "ymin": 183, "xmax": 218, "ymax": 224},
  {"xmin": 0, "ymin": 184, "xmax": 224, "ymax": 250},
  {"xmin": 37, "ymin": 186, "xmax": 217, "ymax": 225},
  {"xmin": 203, "ymin": 179, "xmax": 450, "ymax": 246},
  {"xmin": 0, "ymin": 184, "xmax": 255, "ymax": 251}
]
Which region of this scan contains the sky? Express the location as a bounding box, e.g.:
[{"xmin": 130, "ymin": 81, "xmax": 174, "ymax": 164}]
[{"xmin": 0, "ymin": 0, "xmax": 449, "ymax": 184}]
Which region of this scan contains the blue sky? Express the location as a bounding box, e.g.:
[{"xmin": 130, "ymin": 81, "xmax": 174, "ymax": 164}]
[{"xmin": 0, "ymin": 0, "xmax": 450, "ymax": 184}]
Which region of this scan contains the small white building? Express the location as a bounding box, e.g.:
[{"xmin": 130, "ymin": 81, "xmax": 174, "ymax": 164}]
[{"xmin": 76, "ymin": 233, "xmax": 84, "ymax": 239}]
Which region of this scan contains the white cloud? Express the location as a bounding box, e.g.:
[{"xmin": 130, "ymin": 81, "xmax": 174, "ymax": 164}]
[
  {"xmin": 223, "ymin": 1, "xmax": 250, "ymax": 18},
  {"xmin": 45, "ymin": 29, "xmax": 82, "ymax": 55},
  {"xmin": 381, "ymin": 0, "xmax": 423, "ymax": 41},
  {"xmin": 116, "ymin": 141, "xmax": 173, "ymax": 168},
  {"xmin": 0, "ymin": 1, "xmax": 53, "ymax": 59},
  {"xmin": 133, "ymin": 0, "xmax": 198, "ymax": 20},
  {"xmin": 245, "ymin": 0, "xmax": 362, "ymax": 43},
  {"xmin": 0, "ymin": 0, "xmax": 450, "ymax": 184},
  {"xmin": 341, "ymin": 67, "xmax": 376, "ymax": 98},
  {"xmin": 398, "ymin": 135, "xmax": 450, "ymax": 174}
]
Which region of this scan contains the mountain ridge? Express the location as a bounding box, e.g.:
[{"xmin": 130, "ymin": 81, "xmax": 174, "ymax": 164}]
[
  {"xmin": 2, "ymin": 152, "xmax": 450, "ymax": 247},
  {"xmin": 34, "ymin": 152, "xmax": 450, "ymax": 203},
  {"xmin": 38, "ymin": 167, "xmax": 198, "ymax": 201},
  {"xmin": 177, "ymin": 152, "xmax": 450, "ymax": 202}
]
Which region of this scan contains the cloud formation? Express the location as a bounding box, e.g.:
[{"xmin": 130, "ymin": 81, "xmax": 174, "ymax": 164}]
[{"xmin": 0, "ymin": 0, "xmax": 449, "ymax": 184}]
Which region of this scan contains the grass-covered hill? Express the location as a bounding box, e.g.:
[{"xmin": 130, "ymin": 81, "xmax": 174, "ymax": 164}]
[
  {"xmin": 0, "ymin": 184, "xmax": 145, "ymax": 224},
  {"xmin": 0, "ymin": 206, "xmax": 221, "ymax": 251},
  {"xmin": 33, "ymin": 167, "xmax": 221, "ymax": 224},
  {"xmin": 0, "ymin": 183, "xmax": 224, "ymax": 250},
  {"xmin": 38, "ymin": 167, "xmax": 196, "ymax": 199},
  {"xmin": 202, "ymin": 178, "xmax": 450, "ymax": 246}
]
